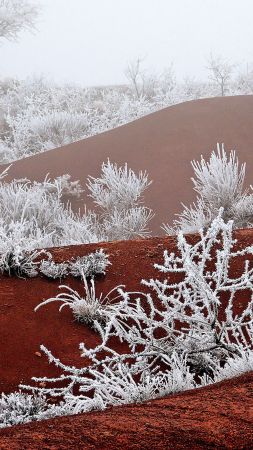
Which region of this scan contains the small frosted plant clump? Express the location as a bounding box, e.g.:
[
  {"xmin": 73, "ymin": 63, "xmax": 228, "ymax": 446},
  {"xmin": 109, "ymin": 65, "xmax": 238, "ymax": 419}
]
[
  {"xmin": 0, "ymin": 243, "xmax": 110, "ymax": 280},
  {"xmin": 0, "ymin": 246, "xmax": 46, "ymax": 278},
  {"xmin": 0, "ymin": 392, "xmax": 54, "ymax": 428},
  {"xmin": 35, "ymin": 274, "xmax": 124, "ymax": 327},
  {"xmin": 39, "ymin": 250, "xmax": 110, "ymax": 280},
  {"xmin": 87, "ymin": 160, "xmax": 153, "ymax": 241},
  {"xmin": 39, "ymin": 258, "xmax": 69, "ymax": 280},
  {"xmin": 69, "ymin": 250, "xmax": 110, "ymax": 278}
]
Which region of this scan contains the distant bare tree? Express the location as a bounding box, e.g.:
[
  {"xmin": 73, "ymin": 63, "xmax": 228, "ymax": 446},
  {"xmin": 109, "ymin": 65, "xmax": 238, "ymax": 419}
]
[
  {"xmin": 125, "ymin": 57, "xmax": 144, "ymax": 99},
  {"xmin": 125, "ymin": 57, "xmax": 159, "ymax": 100},
  {"xmin": 0, "ymin": 0, "xmax": 39, "ymax": 42},
  {"xmin": 207, "ymin": 54, "xmax": 235, "ymax": 96}
]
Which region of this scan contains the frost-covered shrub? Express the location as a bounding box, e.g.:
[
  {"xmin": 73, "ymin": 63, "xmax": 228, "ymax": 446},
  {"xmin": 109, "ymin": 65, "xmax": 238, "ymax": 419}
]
[
  {"xmin": 69, "ymin": 250, "xmax": 110, "ymax": 278},
  {"xmin": 0, "ymin": 0, "xmax": 39, "ymax": 42},
  {"xmin": 0, "ymin": 70, "xmax": 251, "ymax": 164},
  {"xmin": 141, "ymin": 211, "xmax": 253, "ymax": 373},
  {"xmin": 63, "ymin": 356, "xmax": 197, "ymax": 414},
  {"xmin": 25, "ymin": 111, "xmax": 92, "ymax": 151},
  {"xmin": 87, "ymin": 161, "xmax": 153, "ymax": 240},
  {"xmin": 22, "ymin": 212, "xmax": 253, "ymax": 420},
  {"xmin": 35, "ymin": 274, "xmax": 124, "ymax": 326},
  {"xmin": 39, "ymin": 258, "xmax": 69, "ymax": 280},
  {"xmin": 0, "ymin": 392, "xmax": 56, "ymax": 428},
  {"xmin": 0, "ymin": 161, "xmax": 152, "ymax": 275},
  {"xmin": 0, "ymin": 246, "xmax": 45, "ymax": 277},
  {"xmin": 52, "ymin": 174, "xmax": 83, "ymax": 199},
  {"xmin": 0, "ymin": 176, "xmax": 97, "ymax": 265},
  {"xmin": 4, "ymin": 110, "xmax": 94, "ymax": 158},
  {"xmin": 165, "ymin": 145, "xmax": 253, "ymax": 234}
]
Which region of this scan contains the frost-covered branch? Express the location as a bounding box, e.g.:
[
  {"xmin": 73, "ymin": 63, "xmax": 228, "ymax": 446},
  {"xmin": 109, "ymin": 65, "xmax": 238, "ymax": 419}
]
[{"xmin": 0, "ymin": 0, "xmax": 39, "ymax": 42}]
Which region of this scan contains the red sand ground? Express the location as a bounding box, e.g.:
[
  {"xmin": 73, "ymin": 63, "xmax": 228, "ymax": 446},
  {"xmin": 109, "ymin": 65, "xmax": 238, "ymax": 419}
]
[
  {"xmin": 1, "ymin": 372, "xmax": 252, "ymax": 450},
  {"xmin": 0, "ymin": 232, "xmax": 253, "ymax": 448},
  {"xmin": 2, "ymin": 95, "xmax": 253, "ymax": 235}
]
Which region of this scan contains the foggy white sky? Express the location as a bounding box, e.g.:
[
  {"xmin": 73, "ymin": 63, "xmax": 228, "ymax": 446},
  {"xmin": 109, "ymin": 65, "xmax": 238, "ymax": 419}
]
[{"xmin": 1, "ymin": 0, "xmax": 253, "ymax": 86}]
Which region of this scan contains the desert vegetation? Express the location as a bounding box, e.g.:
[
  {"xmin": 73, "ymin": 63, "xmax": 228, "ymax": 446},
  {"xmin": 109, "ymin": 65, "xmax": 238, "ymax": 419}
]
[
  {"xmin": 0, "ymin": 2, "xmax": 251, "ymax": 166},
  {"xmin": 0, "ymin": 160, "xmax": 152, "ymax": 278},
  {"xmin": 0, "ymin": 2, "xmax": 252, "ymax": 442},
  {"xmin": 1, "ymin": 146, "xmax": 253, "ymax": 429},
  {"xmin": 7, "ymin": 211, "xmax": 251, "ymax": 425},
  {"xmin": 1, "ymin": 65, "xmax": 253, "ymax": 163}
]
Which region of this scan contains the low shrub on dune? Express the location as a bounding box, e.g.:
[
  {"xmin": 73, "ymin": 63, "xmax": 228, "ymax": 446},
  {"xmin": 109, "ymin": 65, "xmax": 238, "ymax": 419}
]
[
  {"xmin": 18, "ymin": 211, "xmax": 253, "ymax": 423},
  {"xmin": 0, "ymin": 161, "xmax": 152, "ymax": 276}
]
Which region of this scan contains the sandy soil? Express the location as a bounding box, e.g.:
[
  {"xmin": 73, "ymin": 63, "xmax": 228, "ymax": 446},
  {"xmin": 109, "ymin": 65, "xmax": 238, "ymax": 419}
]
[
  {"xmin": 0, "ymin": 231, "xmax": 253, "ymax": 448},
  {"xmin": 2, "ymin": 96, "xmax": 253, "ymax": 234},
  {"xmin": 0, "ymin": 372, "xmax": 252, "ymax": 450}
]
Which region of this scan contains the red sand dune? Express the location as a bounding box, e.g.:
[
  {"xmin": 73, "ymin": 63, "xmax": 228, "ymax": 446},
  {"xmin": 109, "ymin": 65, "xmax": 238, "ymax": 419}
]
[
  {"xmin": 2, "ymin": 95, "xmax": 253, "ymax": 234},
  {"xmin": 0, "ymin": 231, "xmax": 253, "ymax": 448}
]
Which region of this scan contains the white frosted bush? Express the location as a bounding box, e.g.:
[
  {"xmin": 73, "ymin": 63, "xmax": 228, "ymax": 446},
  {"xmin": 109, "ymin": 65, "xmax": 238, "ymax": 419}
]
[
  {"xmin": 39, "ymin": 258, "xmax": 69, "ymax": 280},
  {"xmin": 88, "ymin": 161, "xmax": 151, "ymax": 212},
  {"xmin": 87, "ymin": 161, "xmax": 153, "ymax": 240},
  {"xmin": 1, "ymin": 105, "xmax": 92, "ymax": 161},
  {"xmin": 141, "ymin": 210, "xmax": 253, "ymax": 372},
  {"xmin": 35, "ymin": 274, "xmax": 124, "ymax": 326},
  {"xmin": 0, "ymin": 392, "xmax": 56, "ymax": 428},
  {"xmin": 0, "ymin": 177, "xmax": 98, "ymax": 274},
  {"xmin": 0, "ymin": 161, "xmax": 152, "ymax": 277},
  {"xmin": 0, "ymin": 0, "xmax": 39, "ymax": 42},
  {"xmin": 166, "ymin": 145, "xmax": 253, "ymax": 234},
  {"xmin": 69, "ymin": 250, "xmax": 110, "ymax": 278},
  {"xmin": 21, "ymin": 212, "xmax": 253, "ymax": 423}
]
